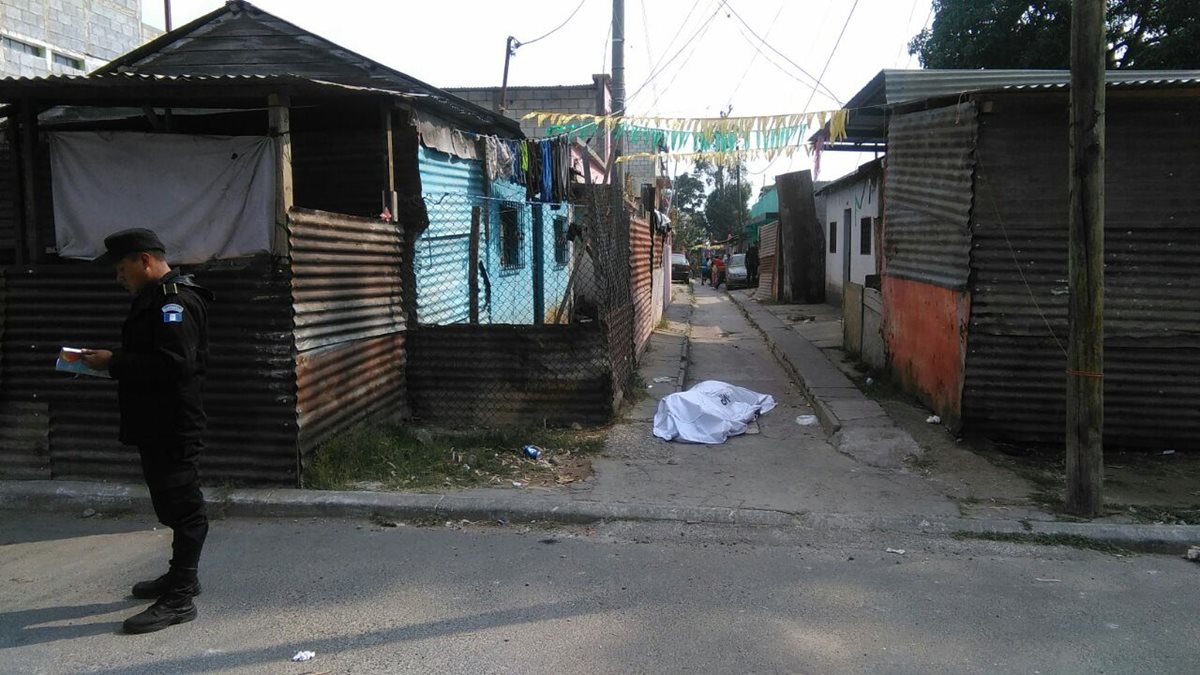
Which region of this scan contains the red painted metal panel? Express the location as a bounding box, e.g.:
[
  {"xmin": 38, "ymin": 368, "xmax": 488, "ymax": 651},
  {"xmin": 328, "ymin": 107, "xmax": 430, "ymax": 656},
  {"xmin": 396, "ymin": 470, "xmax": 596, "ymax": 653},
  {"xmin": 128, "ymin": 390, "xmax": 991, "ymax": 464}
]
[{"xmin": 882, "ymin": 275, "xmax": 970, "ymax": 426}]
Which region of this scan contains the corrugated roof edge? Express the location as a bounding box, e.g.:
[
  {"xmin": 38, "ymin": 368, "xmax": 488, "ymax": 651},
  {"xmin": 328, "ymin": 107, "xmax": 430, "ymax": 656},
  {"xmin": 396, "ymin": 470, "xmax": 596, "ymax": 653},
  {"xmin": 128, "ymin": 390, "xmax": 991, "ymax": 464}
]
[
  {"xmin": 814, "ymin": 157, "xmax": 884, "ymax": 196},
  {"xmin": 91, "ymin": 0, "xmax": 522, "ymax": 138}
]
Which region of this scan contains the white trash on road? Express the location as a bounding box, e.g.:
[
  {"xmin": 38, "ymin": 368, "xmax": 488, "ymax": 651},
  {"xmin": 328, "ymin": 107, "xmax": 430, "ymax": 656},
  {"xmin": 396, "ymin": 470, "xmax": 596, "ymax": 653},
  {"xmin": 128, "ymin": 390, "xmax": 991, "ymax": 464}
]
[{"xmin": 652, "ymin": 380, "xmax": 776, "ymax": 444}]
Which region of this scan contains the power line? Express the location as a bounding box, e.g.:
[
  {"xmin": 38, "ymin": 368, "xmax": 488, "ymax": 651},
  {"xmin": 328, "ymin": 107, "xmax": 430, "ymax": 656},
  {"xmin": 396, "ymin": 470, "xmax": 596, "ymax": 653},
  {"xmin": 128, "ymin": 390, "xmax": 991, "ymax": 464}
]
[
  {"xmin": 643, "ymin": 6, "xmax": 722, "ymax": 113},
  {"xmin": 639, "ymin": 0, "xmax": 659, "ymax": 105},
  {"xmin": 726, "ymin": 0, "xmax": 785, "ymax": 105},
  {"xmin": 517, "ymin": 0, "xmax": 588, "ymax": 47},
  {"xmin": 626, "ymin": 1, "xmax": 723, "ymax": 104},
  {"xmin": 725, "ymin": 7, "xmax": 839, "ymax": 107},
  {"xmin": 633, "ymin": 0, "xmax": 706, "ymax": 96},
  {"xmin": 719, "ymin": 0, "xmax": 842, "ymax": 105},
  {"xmin": 801, "ymin": 0, "xmax": 860, "ymax": 115}
]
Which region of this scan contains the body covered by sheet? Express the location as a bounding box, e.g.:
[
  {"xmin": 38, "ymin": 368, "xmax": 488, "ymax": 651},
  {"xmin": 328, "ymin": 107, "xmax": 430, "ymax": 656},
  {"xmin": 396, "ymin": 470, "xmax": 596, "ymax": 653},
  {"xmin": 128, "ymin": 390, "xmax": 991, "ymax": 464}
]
[{"xmin": 652, "ymin": 380, "xmax": 776, "ymax": 444}]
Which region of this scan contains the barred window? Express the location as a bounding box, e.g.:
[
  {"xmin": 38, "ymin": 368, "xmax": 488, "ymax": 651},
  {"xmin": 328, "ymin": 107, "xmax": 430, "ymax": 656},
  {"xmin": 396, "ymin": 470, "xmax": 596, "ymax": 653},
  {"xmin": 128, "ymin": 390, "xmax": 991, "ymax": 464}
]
[
  {"xmin": 500, "ymin": 201, "xmax": 522, "ymax": 268},
  {"xmin": 553, "ymin": 216, "xmax": 569, "ymax": 265}
]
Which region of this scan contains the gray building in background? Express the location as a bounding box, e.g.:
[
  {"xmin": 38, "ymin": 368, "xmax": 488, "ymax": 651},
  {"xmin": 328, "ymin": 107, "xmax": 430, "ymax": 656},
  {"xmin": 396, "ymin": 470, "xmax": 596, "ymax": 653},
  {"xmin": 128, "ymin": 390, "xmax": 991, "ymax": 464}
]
[
  {"xmin": 0, "ymin": 0, "xmax": 162, "ymax": 77},
  {"xmin": 447, "ymin": 75, "xmax": 662, "ymax": 202}
]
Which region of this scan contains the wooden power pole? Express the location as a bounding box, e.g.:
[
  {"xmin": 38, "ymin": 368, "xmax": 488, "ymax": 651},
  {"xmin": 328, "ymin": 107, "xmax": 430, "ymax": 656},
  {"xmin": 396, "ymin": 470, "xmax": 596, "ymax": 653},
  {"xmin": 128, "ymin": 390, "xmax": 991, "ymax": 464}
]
[{"xmin": 1065, "ymin": 0, "xmax": 1106, "ymax": 516}]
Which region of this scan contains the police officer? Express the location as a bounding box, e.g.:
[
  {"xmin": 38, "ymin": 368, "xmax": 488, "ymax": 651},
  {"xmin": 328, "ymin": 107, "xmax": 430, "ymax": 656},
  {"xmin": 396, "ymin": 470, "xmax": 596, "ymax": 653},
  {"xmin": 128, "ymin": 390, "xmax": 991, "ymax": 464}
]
[{"xmin": 81, "ymin": 228, "xmax": 213, "ymax": 635}]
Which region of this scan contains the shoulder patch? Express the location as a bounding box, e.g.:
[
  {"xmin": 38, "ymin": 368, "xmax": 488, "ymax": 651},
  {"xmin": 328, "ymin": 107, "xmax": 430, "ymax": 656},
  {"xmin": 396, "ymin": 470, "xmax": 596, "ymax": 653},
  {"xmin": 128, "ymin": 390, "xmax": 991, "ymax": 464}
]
[{"xmin": 162, "ymin": 303, "xmax": 184, "ymax": 323}]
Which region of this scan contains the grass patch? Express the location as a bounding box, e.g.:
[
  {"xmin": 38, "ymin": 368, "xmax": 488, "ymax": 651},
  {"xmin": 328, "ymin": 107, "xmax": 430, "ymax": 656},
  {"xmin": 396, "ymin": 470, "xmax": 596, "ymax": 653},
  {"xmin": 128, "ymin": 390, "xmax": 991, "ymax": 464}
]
[
  {"xmin": 952, "ymin": 531, "xmax": 1129, "ymax": 555},
  {"xmin": 304, "ymin": 425, "xmax": 606, "ymax": 491}
]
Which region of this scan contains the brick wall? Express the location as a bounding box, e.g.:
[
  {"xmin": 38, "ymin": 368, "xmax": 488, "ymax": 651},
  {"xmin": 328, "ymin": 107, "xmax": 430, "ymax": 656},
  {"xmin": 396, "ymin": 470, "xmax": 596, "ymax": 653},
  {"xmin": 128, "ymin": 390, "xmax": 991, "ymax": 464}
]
[{"xmin": 0, "ymin": 0, "xmax": 162, "ymax": 78}]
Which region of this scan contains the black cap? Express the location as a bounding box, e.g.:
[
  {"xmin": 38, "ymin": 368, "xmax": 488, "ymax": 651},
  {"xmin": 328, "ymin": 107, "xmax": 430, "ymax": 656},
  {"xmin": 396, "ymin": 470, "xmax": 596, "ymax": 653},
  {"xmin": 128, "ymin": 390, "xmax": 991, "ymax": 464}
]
[{"xmin": 95, "ymin": 228, "xmax": 167, "ymax": 264}]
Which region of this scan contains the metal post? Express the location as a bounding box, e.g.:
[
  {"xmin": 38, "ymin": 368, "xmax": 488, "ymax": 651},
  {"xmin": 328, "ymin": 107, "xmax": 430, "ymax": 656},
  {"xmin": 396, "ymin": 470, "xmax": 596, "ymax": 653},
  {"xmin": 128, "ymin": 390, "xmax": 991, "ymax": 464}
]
[
  {"xmin": 164, "ymin": 0, "xmax": 172, "ymax": 31},
  {"xmin": 499, "ymin": 36, "xmax": 517, "ymax": 113},
  {"xmin": 1065, "ymin": 0, "xmax": 1106, "ymax": 516},
  {"xmin": 611, "ymin": 0, "xmax": 625, "ymax": 198}
]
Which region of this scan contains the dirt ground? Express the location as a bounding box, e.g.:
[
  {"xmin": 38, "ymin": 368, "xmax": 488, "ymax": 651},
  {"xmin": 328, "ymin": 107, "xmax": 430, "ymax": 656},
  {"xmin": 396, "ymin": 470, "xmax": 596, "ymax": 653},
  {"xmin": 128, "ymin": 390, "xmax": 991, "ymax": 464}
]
[{"xmin": 823, "ymin": 348, "xmax": 1200, "ymax": 526}]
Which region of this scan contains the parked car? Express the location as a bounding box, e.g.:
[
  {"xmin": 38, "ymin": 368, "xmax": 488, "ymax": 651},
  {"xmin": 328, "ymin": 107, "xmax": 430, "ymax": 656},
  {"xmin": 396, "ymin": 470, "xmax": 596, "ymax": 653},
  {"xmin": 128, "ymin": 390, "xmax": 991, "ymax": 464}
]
[
  {"xmin": 671, "ymin": 252, "xmax": 691, "ymax": 283},
  {"xmin": 725, "ymin": 253, "xmax": 749, "ymax": 289}
]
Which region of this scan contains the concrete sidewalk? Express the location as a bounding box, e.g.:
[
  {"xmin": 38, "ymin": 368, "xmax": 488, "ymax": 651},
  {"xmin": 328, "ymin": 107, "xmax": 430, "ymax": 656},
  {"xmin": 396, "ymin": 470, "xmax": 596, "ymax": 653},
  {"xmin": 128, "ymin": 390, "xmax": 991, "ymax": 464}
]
[{"xmin": 3, "ymin": 283, "xmax": 1198, "ymax": 551}]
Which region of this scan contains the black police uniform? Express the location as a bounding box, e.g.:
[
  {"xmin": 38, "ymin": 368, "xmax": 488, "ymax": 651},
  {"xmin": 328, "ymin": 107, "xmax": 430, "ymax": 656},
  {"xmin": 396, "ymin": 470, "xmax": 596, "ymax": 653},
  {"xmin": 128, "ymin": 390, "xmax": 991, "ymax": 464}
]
[{"xmin": 109, "ymin": 268, "xmax": 213, "ymax": 578}]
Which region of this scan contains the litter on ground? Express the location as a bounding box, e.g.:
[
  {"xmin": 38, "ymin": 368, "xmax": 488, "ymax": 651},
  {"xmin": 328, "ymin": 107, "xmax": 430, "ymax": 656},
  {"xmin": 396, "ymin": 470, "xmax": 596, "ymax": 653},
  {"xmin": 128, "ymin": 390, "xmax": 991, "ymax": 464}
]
[
  {"xmin": 292, "ymin": 651, "xmax": 316, "ymax": 662},
  {"xmin": 795, "ymin": 415, "xmax": 819, "ymax": 426},
  {"xmin": 652, "ymin": 380, "xmax": 776, "ymax": 444},
  {"xmin": 926, "ymin": 415, "xmax": 942, "ymax": 424},
  {"xmin": 885, "ymin": 548, "xmax": 906, "ymax": 555},
  {"xmin": 653, "ymin": 376, "xmax": 675, "ymax": 383}
]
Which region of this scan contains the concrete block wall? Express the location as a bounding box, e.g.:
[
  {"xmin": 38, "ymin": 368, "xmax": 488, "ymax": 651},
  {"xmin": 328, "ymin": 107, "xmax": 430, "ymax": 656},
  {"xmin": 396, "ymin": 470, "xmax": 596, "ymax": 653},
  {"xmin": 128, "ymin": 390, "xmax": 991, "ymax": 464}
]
[
  {"xmin": 0, "ymin": 0, "xmax": 161, "ymax": 78},
  {"xmin": 447, "ymin": 76, "xmax": 612, "ymax": 160}
]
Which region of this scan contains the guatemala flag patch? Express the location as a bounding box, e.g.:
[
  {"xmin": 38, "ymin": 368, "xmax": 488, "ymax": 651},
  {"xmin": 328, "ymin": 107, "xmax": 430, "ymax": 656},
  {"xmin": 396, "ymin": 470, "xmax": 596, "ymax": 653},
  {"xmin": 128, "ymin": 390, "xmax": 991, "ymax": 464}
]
[{"xmin": 162, "ymin": 303, "xmax": 184, "ymax": 324}]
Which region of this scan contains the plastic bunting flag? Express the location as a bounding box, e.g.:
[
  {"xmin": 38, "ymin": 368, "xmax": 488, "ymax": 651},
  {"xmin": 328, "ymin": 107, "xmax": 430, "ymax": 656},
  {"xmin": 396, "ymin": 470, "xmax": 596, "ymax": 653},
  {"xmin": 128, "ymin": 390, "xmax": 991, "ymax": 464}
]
[{"xmin": 525, "ymin": 110, "xmax": 850, "ymax": 165}]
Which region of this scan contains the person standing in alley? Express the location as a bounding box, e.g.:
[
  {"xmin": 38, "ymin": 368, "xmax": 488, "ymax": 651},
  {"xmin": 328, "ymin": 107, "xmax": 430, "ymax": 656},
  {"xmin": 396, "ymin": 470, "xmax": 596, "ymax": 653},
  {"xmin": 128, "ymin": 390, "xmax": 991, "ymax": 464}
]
[
  {"xmin": 701, "ymin": 254, "xmax": 711, "ymax": 286},
  {"xmin": 711, "ymin": 253, "xmax": 726, "ymax": 289},
  {"xmin": 746, "ymin": 244, "xmax": 759, "ymax": 286},
  {"xmin": 80, "ymin": 228, "xmax": 214, "ymax": 635}
]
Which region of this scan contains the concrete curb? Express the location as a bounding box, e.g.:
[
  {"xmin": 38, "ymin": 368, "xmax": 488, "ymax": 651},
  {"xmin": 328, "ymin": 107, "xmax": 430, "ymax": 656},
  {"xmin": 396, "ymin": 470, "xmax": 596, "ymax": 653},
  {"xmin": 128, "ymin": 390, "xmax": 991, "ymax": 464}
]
[
  {"xmin": 725, "ymin": 291, "xmax": 923, "ymax": 469},
  {"xmin": 674, "ymin": 289, "xmax": 694, "ymax": 393},
  {"xmin": 3, "ymin": 479, "xmax": 1197, "ymax": 551}
]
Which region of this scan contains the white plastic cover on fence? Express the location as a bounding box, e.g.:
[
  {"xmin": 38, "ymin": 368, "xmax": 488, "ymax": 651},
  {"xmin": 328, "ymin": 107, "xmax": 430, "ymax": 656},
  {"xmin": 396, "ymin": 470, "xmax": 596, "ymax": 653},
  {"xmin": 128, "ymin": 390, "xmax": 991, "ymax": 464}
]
[{"xmin": 652, "ymin": 380, "xmax": 777, "ymax": 444}]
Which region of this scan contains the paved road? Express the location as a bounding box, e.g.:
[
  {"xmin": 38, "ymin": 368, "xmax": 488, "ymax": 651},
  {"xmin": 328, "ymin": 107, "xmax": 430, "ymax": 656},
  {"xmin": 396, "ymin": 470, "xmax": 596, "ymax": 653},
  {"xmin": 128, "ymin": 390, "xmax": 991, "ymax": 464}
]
[{"xmin": 3, "ymin": 512, "xmax": 1197, "ymax": 674}]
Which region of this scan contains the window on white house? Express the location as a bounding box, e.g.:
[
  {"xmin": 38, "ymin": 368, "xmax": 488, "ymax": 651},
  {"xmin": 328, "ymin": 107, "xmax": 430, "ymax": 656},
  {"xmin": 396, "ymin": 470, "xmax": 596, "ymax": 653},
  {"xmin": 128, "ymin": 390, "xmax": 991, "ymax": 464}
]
[
  {"xmin": 828, "ymin": 222, "xmax": 837, "ymax": 253},
  {"xmin": 860, "ymin": 217, "xmax": 873, "ymax": 255}
]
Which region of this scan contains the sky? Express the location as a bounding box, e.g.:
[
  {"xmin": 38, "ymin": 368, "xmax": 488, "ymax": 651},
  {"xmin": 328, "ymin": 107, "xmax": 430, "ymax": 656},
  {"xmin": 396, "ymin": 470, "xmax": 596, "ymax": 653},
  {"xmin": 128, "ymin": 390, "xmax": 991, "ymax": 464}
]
[{"xmin": 141, "ymin": 0, "xmax": 934, "ymax": 188}]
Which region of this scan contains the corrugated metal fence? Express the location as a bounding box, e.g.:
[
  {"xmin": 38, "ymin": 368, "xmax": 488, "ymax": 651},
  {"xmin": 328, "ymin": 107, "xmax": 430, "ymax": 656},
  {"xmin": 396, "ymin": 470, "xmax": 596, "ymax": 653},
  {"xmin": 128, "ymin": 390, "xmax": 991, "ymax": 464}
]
[
  {"xmin": 756, "ymin": 220, "xmax": 779, "ymax": 301},
  {"xmin": 0, "ymin": 258, "xmax": 298, "ymax": 484},
  {"xmin": 884, "ymin": 102, "xmax": 978, "ymax": 290},
  {"xmin": 290, "ymin": 207, "xmax": 408, "ymax": 456},
  {"xmin": 964, "ymin": 96, "xmax": 1200, "ymax": 449}
]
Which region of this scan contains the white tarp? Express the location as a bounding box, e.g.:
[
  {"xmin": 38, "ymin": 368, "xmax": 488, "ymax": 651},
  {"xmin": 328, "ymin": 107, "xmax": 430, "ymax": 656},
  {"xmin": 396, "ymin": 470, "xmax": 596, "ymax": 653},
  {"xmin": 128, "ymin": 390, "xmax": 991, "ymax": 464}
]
[
  {"xmin": 652, "ymin": 380, "xmax": 777, "ymax": 444},
  {"xmin": 49, "ymin": 131, "xmax": 275, "ymax": 264}
]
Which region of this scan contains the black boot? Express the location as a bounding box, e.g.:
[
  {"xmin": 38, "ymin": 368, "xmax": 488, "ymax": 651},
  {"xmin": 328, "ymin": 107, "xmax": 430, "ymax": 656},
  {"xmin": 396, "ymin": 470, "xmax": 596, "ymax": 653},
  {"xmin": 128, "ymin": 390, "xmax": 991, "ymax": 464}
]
[
  {"xmin": 123, "ymin": 594, "xmax": 197, "ymax": 634},
  {"xmin": 131, "ymin": 569, "xmax": 202, "ymax": 599}
]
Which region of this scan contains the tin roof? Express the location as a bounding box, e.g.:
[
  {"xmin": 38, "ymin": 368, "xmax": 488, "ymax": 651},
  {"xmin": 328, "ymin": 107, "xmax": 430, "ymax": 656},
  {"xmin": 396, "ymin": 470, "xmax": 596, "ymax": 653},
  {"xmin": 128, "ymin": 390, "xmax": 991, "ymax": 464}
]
[
  {"xmin": 824, "ymin": 68, "xmax": 1200, "ymax": 148},
  {"xmin": 0, "ymin": 1, "xmax": 520, "ymax": 136}
]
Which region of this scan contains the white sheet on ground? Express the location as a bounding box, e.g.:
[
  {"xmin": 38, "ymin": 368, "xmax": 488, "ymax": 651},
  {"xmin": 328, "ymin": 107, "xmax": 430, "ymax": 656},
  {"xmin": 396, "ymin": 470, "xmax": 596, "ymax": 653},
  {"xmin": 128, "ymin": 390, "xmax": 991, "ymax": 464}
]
[{"xmin": 652, "ymin": 380, "xmax": 777, "ymax": 444}]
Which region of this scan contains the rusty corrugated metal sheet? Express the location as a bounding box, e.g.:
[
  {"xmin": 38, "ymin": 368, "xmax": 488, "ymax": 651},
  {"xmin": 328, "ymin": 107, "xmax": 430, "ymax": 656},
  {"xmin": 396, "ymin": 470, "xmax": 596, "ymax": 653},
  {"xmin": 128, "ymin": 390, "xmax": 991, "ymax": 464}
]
[
  {"xmin": 756, "ymin": 221, "xmax": 779, "ymax": 301},
  {"xmin": 407, "ymin": 324, "xmax": 613, "ymax": 426},
  {"xmin": 290, "ymin": 208, "xmax": 406, "ymax": 352},
  {"xmin": 630, "ymin": 214, "xmax": 654, "ymax": 354},
  {"xmin": 963, "ymin": 95, "xmax": 1200, "ymax": 449},
  {"xmin": 0, "ymin": 259, "xmax": 298, "ymax": 485},
  {"xmin": 296, "ymin": 333, "xmax": 406, "ymax": 455},
  {"xmin": 884, "ymin": 102, "xmax": 978, "ymax": 290},
  {"xmin": 290, "ymin": 207, "xmax": 408, "ymax": 456}
]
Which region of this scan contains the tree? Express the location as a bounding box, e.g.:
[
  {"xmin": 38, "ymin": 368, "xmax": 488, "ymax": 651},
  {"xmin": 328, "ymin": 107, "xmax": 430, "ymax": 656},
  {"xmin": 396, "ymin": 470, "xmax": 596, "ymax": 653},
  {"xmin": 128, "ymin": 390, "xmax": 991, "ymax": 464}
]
[
  {"xmin": 909, "ymin": 0, "xmax": 1200, "ymax": 69},
  {"xmin": 671, "ymin": 161, "xmax": 751, "ymax": 242}
]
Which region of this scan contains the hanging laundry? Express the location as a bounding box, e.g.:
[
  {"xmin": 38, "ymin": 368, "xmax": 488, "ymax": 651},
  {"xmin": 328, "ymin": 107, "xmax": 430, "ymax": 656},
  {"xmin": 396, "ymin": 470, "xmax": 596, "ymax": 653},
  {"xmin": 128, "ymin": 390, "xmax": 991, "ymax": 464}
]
[{"xmin": 540, "ymin": 140, "xmax": 553, "ymax": 203}]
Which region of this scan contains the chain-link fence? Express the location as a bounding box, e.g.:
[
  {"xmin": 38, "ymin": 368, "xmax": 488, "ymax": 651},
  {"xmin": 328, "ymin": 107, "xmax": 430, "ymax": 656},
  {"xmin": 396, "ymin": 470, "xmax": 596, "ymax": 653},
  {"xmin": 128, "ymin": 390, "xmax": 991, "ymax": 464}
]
[{"xmin": 403, "ymin": 187, "xmax": 643, "ymax": 427}]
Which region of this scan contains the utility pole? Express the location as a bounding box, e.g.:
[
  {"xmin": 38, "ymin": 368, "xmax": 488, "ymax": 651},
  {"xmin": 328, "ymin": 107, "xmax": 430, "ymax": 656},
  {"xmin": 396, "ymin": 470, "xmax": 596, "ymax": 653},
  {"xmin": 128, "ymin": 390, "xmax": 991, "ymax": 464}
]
[
  {"xmin": 1066, "ymin": 0, "xmax": 1106, "ymax": 516},
  {"xmin": 611, "ymin": 0, "xmax": 625, "ymax": 200},
  {"xmin": 164, "ymin": 0, "xmax": 172, "ymax": 30}
]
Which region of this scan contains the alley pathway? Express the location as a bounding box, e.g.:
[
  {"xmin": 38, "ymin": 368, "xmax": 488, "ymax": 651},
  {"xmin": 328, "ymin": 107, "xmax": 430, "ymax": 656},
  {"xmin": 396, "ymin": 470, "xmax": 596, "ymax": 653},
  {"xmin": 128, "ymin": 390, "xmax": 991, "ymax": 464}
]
[{"xmin": 580, "ymin": 284, "xmax": 960, "ymax": 520}]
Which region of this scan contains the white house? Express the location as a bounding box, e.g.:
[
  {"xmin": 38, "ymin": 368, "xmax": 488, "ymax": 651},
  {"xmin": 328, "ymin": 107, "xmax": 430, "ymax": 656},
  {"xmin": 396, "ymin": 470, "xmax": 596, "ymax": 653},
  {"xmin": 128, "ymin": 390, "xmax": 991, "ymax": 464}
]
[{"xmin": 816, "ymin": 158, "xmax": 882, "ymax": 305}]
